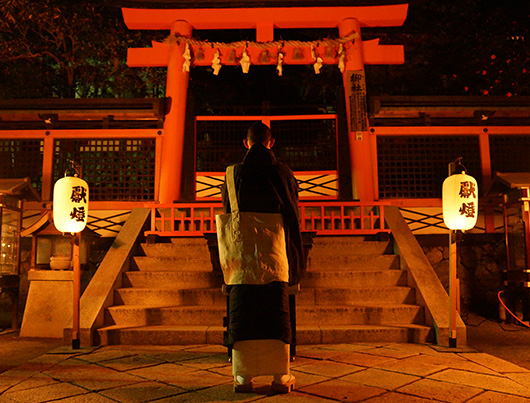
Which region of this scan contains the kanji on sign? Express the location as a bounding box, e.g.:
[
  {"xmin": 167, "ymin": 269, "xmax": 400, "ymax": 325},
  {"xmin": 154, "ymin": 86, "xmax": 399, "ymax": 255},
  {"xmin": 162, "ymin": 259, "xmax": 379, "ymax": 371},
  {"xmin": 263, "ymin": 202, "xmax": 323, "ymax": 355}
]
[
  {"xmin": 459, "ymin": 181, "xmax": 476, "ymax": 199},
  {"xmin": 70, "ymin": 186, "xmax": 87, "ymax": 203},
  {"xmin": 459, "ymin": 202, "xmax": 476, "ymax": 218},
  {"xmin": 70, "ymin": 206, "xmax": 86, "ymax": 222}
]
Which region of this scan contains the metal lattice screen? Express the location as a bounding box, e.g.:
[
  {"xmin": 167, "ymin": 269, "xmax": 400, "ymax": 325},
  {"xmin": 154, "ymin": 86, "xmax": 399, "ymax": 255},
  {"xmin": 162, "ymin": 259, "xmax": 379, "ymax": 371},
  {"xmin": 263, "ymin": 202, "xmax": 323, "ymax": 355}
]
[
  {"xmin": 377, "ymin": 135, "xmax": 482, "ymax": 199},
  {"xmin": 196, "ymin": 120, "xmax": 260, "ymax": 172},
  {"xmin": 270, "ymin": 119, "xmax": 337, "ymax": 171},
  {"xmin": 490, "ymin": 135, "xmax": 530, "ymax": 173},
  {"xmin": 54, "ymin": 139, "xmax": 156, "ymax": 201},
  {"xmin": 0, "ymin": 139, "xmax": 43, "ymax": 193}
]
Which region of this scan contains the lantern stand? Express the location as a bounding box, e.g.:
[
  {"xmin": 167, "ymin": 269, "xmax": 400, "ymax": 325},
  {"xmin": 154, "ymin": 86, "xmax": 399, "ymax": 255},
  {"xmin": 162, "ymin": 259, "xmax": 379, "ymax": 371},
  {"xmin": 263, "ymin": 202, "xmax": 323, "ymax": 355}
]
[
  {"xmin": 443, "ymin": 157, "xmax": 478, "ymax": 348},
  {"xmin": 448, "ymin": 159, "xmax": 463, "ymax": 348},
  {"xmin": 53, "ymin": 160, "xmax": 88, "ymax": 350},
  {"xmin": 72, "ymin": 231, "xmax": 81, "ymax": 350}
]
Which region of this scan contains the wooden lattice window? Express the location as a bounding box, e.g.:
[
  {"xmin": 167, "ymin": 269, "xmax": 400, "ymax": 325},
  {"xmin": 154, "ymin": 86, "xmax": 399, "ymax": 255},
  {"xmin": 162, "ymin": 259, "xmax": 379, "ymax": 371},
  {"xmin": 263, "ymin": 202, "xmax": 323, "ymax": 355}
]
[
  {"xmin": 0, "ymin": 139, "xmax": 43, "ymax": 193},
  {"xmin": 196, "ymin": 120, "xmax": 261, "ymax": 172},
  {"xmin": 270, "ymin": 119, "xmax": 337, "ymax": 171},
  {"xmin": 377, "ymin": 135, "xmax": 481, "ymax": 199},
  {"xmin": 490, "ymin": 135, "xmax": 530, "ymax": 173},
  {"xmin": 54, "ymin": 139, "xmax": 155, "ymax": 201}
]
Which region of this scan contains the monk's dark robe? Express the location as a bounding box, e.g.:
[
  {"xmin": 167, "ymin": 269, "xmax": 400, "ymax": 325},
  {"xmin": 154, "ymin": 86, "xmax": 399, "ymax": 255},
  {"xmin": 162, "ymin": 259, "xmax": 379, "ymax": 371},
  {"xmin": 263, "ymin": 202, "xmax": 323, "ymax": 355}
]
[{"xmin": 221, "ymin": 143, "xmax": 304, "ymax": 347}]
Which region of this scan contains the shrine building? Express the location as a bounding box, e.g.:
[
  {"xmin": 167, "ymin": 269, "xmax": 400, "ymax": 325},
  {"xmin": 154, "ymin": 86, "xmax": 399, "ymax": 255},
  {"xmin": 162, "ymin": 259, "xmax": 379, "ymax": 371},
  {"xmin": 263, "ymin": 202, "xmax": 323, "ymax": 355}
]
[{"xmin": 2, "ymin": 1, "xmax": 530, "ymax": 347}]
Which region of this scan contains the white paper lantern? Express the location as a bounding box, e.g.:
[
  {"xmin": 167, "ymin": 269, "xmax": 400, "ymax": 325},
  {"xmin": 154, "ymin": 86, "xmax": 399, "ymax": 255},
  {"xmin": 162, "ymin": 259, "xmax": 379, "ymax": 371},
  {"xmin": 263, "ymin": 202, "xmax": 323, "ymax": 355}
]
[
  {"xmin": 442, "ymin": 173, "xmax": 478, "ymax": 231},
  {"xmin": 53, "ymin": 176, "xmax": 89, "ymax": 233}
]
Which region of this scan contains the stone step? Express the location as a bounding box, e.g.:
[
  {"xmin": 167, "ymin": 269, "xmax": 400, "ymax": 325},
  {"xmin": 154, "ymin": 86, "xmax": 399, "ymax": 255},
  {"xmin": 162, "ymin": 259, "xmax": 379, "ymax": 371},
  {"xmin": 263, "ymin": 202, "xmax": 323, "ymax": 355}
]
[
  {"xmin": 123, "ymin": 271, "xmax": 223, "ymax": 289},
  {"xmin": 115, "ymin": 287, "xmax": 226, "ymax": 307},
  {"xmin": 97, "ymin": 324, "xmax": 433, "ymax": 346},
  {"xmin": 308, "ymin": 254, "xmax": 399, "ymax": 271},
  {"xmin": 296, "ymin": 324, "xmax": 433, "ymax": 345},
  {"xmin": 115, "ymin": 285, "xmax": 413, "ymax": 307},
  {"xmin": 297, "ymin": 286, "xmax": 416, "ymax": 305},
  {"xmin": 97, "ymin": 325, "xmax": 225, "ymax": 345},
  {"xmin": 105, "ymin": 303, "xmax": 423, "ymax": 327},
  {"xmin": 311, "ymin": 236, "xmax": 392, "ymax": 256},
  {"xmin": 139, "ymin": 241, "xmax": 209, "ymax": 258},
  {"xmin": 300, "ymin": 270, "xmax": 407, "ymax": 288},
  {"xmin": 296, "ymin": 304, "xmax": 424, "ymax": 326},
  {"xmin": 105, "ymin": 305, "xmax": 226, "ymax": 327},
  {"xmin": 131, "ymin": 256, "xmax": 213, "ymax": 272}
]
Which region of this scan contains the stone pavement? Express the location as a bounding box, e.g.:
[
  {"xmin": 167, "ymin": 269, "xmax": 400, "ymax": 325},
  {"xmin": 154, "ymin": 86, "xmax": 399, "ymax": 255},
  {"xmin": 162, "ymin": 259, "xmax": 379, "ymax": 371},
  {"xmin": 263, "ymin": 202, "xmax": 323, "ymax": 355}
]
[{"xmin": 1, "ymin": 342, "xmax": 530, "ymax": 402}]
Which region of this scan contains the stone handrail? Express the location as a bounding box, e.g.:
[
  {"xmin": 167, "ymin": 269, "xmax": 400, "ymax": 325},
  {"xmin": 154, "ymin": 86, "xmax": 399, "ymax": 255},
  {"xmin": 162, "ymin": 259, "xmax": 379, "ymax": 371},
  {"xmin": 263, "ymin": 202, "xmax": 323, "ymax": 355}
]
[
  {"xmin": 64, "ymin": 208, "xmax": 150, "ymax": 346},
  {"xmin": 384, "ymin": 205, "xmax": 467, "ymax": 346}
]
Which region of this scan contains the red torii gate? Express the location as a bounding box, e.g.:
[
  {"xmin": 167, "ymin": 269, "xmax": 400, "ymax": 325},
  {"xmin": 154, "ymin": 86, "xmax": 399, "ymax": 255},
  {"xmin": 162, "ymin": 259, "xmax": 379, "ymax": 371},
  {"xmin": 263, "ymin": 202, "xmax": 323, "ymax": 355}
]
[{"xmin": 122, "ymin": 5, "xmax": 408, "ymax": 203}]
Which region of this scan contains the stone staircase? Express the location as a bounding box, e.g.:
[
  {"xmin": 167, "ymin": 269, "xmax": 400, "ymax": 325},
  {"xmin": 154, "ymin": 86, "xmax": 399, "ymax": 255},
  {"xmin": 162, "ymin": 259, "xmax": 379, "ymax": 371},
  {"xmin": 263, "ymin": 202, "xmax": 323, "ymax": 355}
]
[
  {"xmin": 97, "ymin": 235, "xmax": 433, "ymax": 345},
  {"xmin": 297, "ymin": 236, "xmax": 432, "ymax": 344}
]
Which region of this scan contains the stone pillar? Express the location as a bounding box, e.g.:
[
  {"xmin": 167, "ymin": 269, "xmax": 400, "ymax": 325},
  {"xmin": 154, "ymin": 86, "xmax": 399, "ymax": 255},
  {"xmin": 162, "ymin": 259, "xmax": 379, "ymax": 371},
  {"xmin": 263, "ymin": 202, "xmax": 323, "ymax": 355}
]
[
  {"xmin": 159, "ymin": 20, "xmax": 193, "ymax": 203},
  {"xmin": 20, "ymin": 270, "xmax": 73, "ymax": 338},
  {"xmin": 339, "ymin": 18, "xmax": 376, "ymax": 202}
]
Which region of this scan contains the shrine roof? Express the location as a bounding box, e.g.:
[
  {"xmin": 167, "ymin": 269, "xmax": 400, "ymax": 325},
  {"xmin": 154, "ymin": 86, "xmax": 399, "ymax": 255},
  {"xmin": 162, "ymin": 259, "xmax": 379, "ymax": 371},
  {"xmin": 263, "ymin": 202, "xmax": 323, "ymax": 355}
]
[
  {"xmin": 0, "ymin": 98, "xmax": 167, "ymax": 130},
  {"xmin": 369, "ymin": 96, "xmax": 530, "ymax": 127},
  {"xmin": 0, "ymin": 178, "xmax": 41, "ymax": 201}
]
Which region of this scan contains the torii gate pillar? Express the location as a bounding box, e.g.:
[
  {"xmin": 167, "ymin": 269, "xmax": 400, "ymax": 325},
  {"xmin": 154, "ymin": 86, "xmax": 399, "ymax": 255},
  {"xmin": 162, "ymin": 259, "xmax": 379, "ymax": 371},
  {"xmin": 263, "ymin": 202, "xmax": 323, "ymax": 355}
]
[
  {"xmin": 339, "ymin": 18, "xmax": 374, "ymax": 201},
  {"xmin": 160, "ymin": 21, "xmax": 192, "ymax": 203}
]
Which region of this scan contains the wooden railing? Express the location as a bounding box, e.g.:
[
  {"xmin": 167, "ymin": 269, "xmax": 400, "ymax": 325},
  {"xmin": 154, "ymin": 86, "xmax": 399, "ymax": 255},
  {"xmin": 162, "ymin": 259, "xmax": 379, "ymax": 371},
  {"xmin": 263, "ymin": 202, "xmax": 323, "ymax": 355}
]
[{"xmin": 144, "ymin": 201, "xmax": 391, "ymax": 237}]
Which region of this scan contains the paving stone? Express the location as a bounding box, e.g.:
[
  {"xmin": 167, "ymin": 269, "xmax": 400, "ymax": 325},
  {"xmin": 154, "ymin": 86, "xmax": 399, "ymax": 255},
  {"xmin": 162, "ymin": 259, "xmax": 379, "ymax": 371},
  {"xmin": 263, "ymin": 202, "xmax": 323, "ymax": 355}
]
[
  {"xmin": 331, "ymin": 351, "xmax": 398, "ymax": 368},
  {"xmin": 52, "ymin": 392, "xmax": 117, "ymax": 402},
  {"xmin": 76, "ymin": 349, "xmax": 138, "ymax": 364},
  {"xmin": 428, "ymin": 369, "xmax": 530, "ymax": 398},
  {"xmin": 1, "ymin": 381, "xmax": 89, "ymax": 402},
  {"xmin": 0, "ymin": 372, "xmax": 59, "ymax": 394},
  {"xmin": 258, "ymin": 390, "xmax": 338, "ymax": 402},
  {"xmin": 145, "ymin": 350, "xmax": 212, "ymax": 363},
  {"xmin": 374, "ymin": 354, "xmax": 451, "ymax": 377},
  {"xmin": 99, "ymin": 380, "xmax": 186, "ymax": 402},
  {"xmin": 341, "ymin": 368, "xmax": 419, "ymax": 390},
  {"xmin": 169, "ymin": 369, "xmax": 231, "ymax": 391},
  {"xmin": 298, "ymin": 378, "xmax": 386, "ymax": 402},
  {"xmin": 128, "ymin": 362, "xmax": 198, "ymax": 384},
  {"xmin": 289, "ymin": 369, "xmax": 329, "ymax": 387},
  {"xmin": 466, "ymin": 390, "xmax": 530, "ymax": 402},
  {"xmin": 361, "ymin": 391, "xmax": 442, "ymax": 402},
  {"xmin": 149, "ymin": 390, "xmax": 224, "ymax": 402},
  {"xmin": 179, "ymin": 354, "xmax": 231, "ymax": 370},
  {"xmin": 319, "ymin": 343, "xmax": 391, "ymax": 352},
  {"xmin": 297, "ymin": 347, "xmax": 344, "ymax": 361},
  {"xmin": 358, "ymin": 346, "xmax": 420, "ymax": 360},
  {"xmin": 195, "ymin": 383, "xmax": 269, "ymax": 402},
  {"xmin": 288, "ymin": 355, "xmax": 316, "ymax": 369},
  {"xmin": 506, "ymin": 371, "xmax": 530, "ymax": 388},
  {"xmin": 459, "ymin": 352, "xmax": 530, "ymax": 374},
  {"xmin": 48, "ymin": 345, "xmax": 100, "ymax": 355},
  {"xmin": 385, "ymin": 352, "xmax": 500, "ymax": 376},
  {"xmin": 183, "ymin": 345, "xmax": 227, "ymax": 354},
  {"xmin": 208, "ymin": 364, "xmax": 233, "ymax": 377},
  {"xmin": 97, "ymin": 354, "xmax": 166, "ymax": 371},
  {"xmin": 396, "ymin": 378, "xmax": 483, "ymax": 402},
  {"xmin": 43, "ymin": 359, "xmax": 146, "ymax": 391},
  {"xmin": 383, "ymin": 343, "xmax": 446, "ymax": 356},
  {"xmin": 293, "ymin": 360, "xmax": 362, "ymax": 378}
]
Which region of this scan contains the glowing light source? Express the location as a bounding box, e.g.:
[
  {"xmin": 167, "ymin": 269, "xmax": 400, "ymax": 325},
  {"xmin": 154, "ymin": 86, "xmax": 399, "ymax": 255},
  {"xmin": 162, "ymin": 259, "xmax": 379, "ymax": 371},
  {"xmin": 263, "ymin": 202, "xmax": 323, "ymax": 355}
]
[
  {"xmin": 53, "ymin": 176, "xmax": 89, "ymax": 234},
  {"xmin": 443, "ymin": 172, "xmax": 478, "ymax": 231}
]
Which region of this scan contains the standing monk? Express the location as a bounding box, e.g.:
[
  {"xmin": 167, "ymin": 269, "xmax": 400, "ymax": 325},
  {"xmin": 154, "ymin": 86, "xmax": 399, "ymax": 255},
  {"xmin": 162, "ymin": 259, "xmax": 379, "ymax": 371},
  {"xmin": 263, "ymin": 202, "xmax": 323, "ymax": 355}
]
[{"xmin": 221, "ymin": 122, "xmax": 304, "ymax": 393}]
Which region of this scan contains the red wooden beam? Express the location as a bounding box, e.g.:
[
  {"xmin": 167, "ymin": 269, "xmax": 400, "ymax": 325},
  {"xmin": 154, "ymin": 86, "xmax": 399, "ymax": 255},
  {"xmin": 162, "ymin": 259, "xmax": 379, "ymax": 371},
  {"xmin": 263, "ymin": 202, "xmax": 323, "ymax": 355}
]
[{"xmin": 122, "ymin": 5, "xmax": 408, "ymax": 30}]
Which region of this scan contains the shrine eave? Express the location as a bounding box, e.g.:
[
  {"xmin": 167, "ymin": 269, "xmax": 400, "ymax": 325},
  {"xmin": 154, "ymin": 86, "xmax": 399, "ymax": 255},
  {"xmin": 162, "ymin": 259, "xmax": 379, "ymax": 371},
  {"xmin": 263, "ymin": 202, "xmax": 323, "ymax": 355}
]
[{"xmin": 122, "ymin": 4, "xmax": 408, "ymax": 31}]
